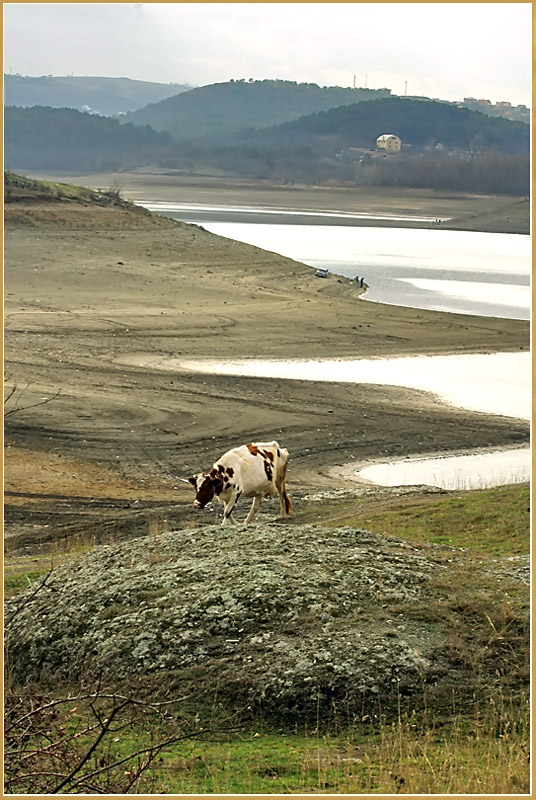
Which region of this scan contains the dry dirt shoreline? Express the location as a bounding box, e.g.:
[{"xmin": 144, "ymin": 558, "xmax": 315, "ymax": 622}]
[
  {"xmin": 26, "ymin": 169, "xmax": 531, "ymax": 233},
  {"xmin": 4, "ymin": 174, "xmax": 530, "ymax": 556}
]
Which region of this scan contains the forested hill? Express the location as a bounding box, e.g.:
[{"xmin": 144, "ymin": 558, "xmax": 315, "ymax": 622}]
[
  {"xmin": 244, "ymin": 97, "xmax": 530, "ymax": 154},
  {"xmin": 4, "ymin": 98, "xmax": 529, "ymax": 194},
  {"xmin": 124, "ymin": 79, "xmax": 392, "ymax": 139},
  {"xmin": 4, "ymin": 74, "xmax": 192, "ymax": 116},
  {"xmin": 4, "ymin": 106, "xmax": 172, "ymax": 172}
]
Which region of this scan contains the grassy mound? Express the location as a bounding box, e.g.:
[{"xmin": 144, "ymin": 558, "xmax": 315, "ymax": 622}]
[
  {"xmin": 4, "ymin": 170, "xmax": 178, "ymax": 229},
  {"xmin": 5, "ymin": 170, "xmax": 121, "ymax": 205},
  {"xmin": 5, "ymin": 523, "xmax": 528, "ymax": 725}
]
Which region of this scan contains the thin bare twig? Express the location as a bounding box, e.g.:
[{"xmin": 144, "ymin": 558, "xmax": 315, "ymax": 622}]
[
  {"xmin": 5, "ymin": 570, "xmax": 55, "ymax": 626},
  {"xmin": 4, "ymin": 683, "xmax": 241, "ymax": 794},
  {"xmin": 51, "ymin": 699, "xmax": 132, "ymax": 793},
  {"xmin": 4, "ymin": 387, "xmax": 61, "ymax": 418},
  {"xmin": 60, "ymin": 725, "xmax": 241, "ymax": 794}
]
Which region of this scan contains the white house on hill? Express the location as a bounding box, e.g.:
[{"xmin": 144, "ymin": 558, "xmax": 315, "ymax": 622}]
[{"xmin": 376, "ymin": 134, "xmax": 402, "ymax": 152}]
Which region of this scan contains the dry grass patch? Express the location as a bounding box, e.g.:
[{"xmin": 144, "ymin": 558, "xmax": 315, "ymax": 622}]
[{"xmin": 325, "ymin": 483, "xmax": 529, "ymax": 556}]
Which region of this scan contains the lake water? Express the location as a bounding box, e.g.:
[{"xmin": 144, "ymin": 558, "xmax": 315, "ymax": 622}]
[
  {"xmin": 136, "ymin": 199, "xmax": 530, "ymax": 490},
  {"xmin": 351, "ymin": 448, "xmax": 529, "ymax": 491},
  {"xmin": 138, "ymin": 200, "xmax": 443, "ymax": 225},
  {"xmin": 139, "ymin": 201, "xmax": 530, "ymax": 320},
  {"xmin": 202, "ymin": 223, "xmax": 530, "ymax": 320},
  {"xmin": 175, "ymin": 352, "xmax": 530, "ymax": 421}
]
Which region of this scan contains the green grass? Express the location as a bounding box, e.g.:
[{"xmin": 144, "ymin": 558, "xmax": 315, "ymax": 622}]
[
  {"xmin": 4, "ymin": 570, "xmax": 49, "ymax": 598},
  {"xmin": 152, "ymin": 707, "xmax": 530, "ymax": 794},
  {"xmin": 326, "ymin": 483, "xmax": 530, "ymax": 556},
  {"xmin": 6, "ymin": 688, "xmax": 528, "ymax": 794},
  {"xmin": 4, "ymin": 542, "xmax": 98, "ymax": 599},
  {"xmin": 71, "ymin": 692, "xmax": 527, "ymax": 794},
  {"xmin": 40, "ymin": 179, "xmax": 95, "ymax": 198},
  {"xmin": 4, "ymin": 170, "xmax": 129, "ymax": 205},
  {"xmin": 5, "ymin": 483, "xmax": 530, "ymax": 793}
]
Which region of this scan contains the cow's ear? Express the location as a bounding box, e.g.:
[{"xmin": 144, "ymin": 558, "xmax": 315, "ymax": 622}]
[{"xmin": 187, "ymin": 476, "xmax": 197, "ymax": 486}]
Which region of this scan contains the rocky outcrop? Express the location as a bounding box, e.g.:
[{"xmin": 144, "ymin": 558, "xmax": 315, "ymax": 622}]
[{"xmin": 5, "ymin": 524, "xmax": 529, "ymax": 722}]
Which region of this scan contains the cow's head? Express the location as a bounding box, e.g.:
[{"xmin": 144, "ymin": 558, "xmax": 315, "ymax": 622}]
[{"xmin": 188, "ymin": 470, "xmax": 224, "ymax": 509}]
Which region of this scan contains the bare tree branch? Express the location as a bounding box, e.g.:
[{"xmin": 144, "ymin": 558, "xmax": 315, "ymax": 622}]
[
  {"xmin": 3, "ymin": 383, "xmax": 17, "ymax": 406},
  {"xmin": 51, "ymin": 699, "xmax": 131, "ymax": 793},
  {"xmin": 4, "ymin": 384, "xmax": 61, "ymax": 418},
  {"xmin": 4, "ymin": 681, "xmax": 242, "ymax": 794},
  {"xmin": 59, "ymin": 723, "xmax": 241, "ymax": 794},
  {"xmin": 4, "ymin": 570, "xmax": 56, "ymax": 626}
]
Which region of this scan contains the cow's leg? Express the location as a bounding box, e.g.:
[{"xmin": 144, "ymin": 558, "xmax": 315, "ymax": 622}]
[
  {"xmin": 221, "ymin": 504, "xmax": 236, "ymax": 526},
  {"xmin": 244, "ymin": 495, "xmax": 262, "ymax": 525},
  {"xmin": 275, "ymin": 458, "xmax": 292, "ymax": 519},
  {"xmin": 277, "ymin": 481, "xmax": 292, "ymax": 518},
  {"xmin": 221, "ymin": 491, "xmax": 239, "ymax": 526}
]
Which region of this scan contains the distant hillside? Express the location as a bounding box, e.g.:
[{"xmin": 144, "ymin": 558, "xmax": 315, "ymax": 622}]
[
  {"xmin": 4, "ymin": 74, "xmax": 192, "ymax": 116},
  {"xmin": 124, "ymin": 79, "xmax": 392, "ymax": 139},
  {"xmin": 245, "ymin": 97, "xmax": 530, "ymax": 154},
  {"xmin": 4, "ymin": 106, "xmax": 172, "ymax": 172},
  {"xmin": 4, "ymin": 97, "xmax": 529, "ymax": 195},
  {"xmin": 165, "ymin": 97, "xmax": 529, "ymax": 193}
]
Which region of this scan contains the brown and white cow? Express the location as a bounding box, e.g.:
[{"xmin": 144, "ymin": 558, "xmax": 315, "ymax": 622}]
[{"xmin": 187, "ymin": 441, "xmax": 292, "ymax": 526}]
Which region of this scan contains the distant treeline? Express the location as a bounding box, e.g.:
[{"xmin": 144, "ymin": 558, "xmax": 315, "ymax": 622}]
[
  {"xmin": 4, "ymin": 99, "xmax": 530, "ymax": 195},
  {"xmin": 351, "ymin": 150, "xmax": 529, "ymax": 195},
  {"xmin": 4, "ymin": 106, "xmax": 172, "ymax": 171},
  {"xmin": 248, "ymin": 98, "xmax": 529, "ymax": 155},
  {"xmin": 160, "ymin": 143, "xmax": 530, "ymax": 195}
]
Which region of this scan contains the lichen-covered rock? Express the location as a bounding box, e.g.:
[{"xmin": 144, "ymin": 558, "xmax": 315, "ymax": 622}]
[{"xmin": 5, "ymin": 524, "xmax": 528, "ymax": 721}]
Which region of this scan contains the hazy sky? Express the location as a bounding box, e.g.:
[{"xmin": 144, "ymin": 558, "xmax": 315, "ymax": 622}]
[{"xmin": 3, "ymin": 3, "xmax": 532, "ymax": 105}]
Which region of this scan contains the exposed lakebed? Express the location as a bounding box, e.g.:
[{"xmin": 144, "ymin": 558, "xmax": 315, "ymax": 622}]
[
  {"xmin": 129, "ymin": 199, "xmax": 531, "ymax": 491},
  {"xmin": 128, "ymin": 351, "xmax": 530, "ymax": 490}
]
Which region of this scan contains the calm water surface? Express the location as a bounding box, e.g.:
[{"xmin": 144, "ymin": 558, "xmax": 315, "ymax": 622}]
[
  {"xmin": 202, "ymin": 222, "xmax": 530, "ymax": 320},
  {"xmin": 175, "ymin": 352, "xmax": 530, "ymax": 421},
  {"xmin": 348, "ymin": 447, "xmax": 529, "ymax": 491},
  {"xmin": 138, "ymin": 200, "xmax": 443, "ymax": 225},
  {"xmin": 138, "ymin": 201, "xmax": 530, "ymax": 320}
]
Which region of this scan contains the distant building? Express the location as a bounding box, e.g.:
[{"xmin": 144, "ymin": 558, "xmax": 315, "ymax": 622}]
[
  {"xmin": 376, "ymin": 134, "xmax": 402, "ymax": 152},
  {"xmin": 460, "ymin": 96, "xmax": 530, "ymax": 124},
  {"xmin": 336, "ymin": 146, "xmax": 374, "ymax": 162}
]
